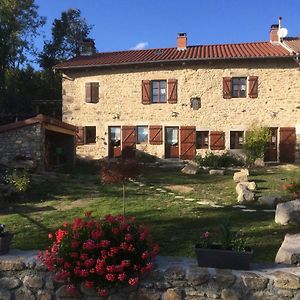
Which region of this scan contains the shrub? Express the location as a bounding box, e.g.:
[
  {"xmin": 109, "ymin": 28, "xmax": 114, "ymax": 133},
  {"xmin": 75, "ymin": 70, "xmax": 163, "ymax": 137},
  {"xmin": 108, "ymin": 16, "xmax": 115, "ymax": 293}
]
[
  {"xmin": 195, "ymin": 152, "xmax": 244, "ymax": 168},
  {"xmin": 243, "ymin": 126, "xmax": 271, "ymax": 166},
  {"xmin": 39, "ymin": 213, "xmax": 159, "ymax": 297},
  {"xmin": 3, "ymin": 168, "xmax": 30, "ymax": 192}
]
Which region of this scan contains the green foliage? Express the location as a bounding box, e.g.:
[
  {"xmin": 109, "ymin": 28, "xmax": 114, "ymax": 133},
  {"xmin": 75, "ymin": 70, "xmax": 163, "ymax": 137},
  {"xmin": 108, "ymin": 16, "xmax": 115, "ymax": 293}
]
[
  {"xmin": 243, "ymin": 126, "xmax": 271, "ymax": 166},
  {"xmin": 195, "ymin": 152, "xmax": 244, "ymax": 168},
  {"xmin": 4, "ymin": 169, "xmax": 30, "ymax": 193},
  {"xmin": 219, "ymin": 220, "xmax": 233, "ymax": 249},
  {"xmin": 136, "ymin": 151, "xmax": 157, "ymax": 164}
]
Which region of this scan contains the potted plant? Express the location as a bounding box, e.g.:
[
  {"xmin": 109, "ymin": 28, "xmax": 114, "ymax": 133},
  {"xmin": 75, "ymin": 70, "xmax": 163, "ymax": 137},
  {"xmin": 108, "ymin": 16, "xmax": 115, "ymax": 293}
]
[
  {"xmin": 194, "ymin": 221, "xmax": 253, "ymax": 270},
  {"xmin": 0, "ymin": 224, "xmax": 13, "ymax": 255}
]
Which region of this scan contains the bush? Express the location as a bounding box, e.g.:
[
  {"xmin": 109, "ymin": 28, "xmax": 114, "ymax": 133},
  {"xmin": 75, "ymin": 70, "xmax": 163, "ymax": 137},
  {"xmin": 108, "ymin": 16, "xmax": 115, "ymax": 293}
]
[
  {"xmin": 2, "ymin": 168, "xmax": 30, "ymax": 192},
  {"xmin": 243, "ymin": 126, "xmax": 271, "ymax": 166},
  {"xmin": 39, "ymin": 213, "xmax": 159, "ymax": 297},
  {"xmin": 195, "ymin": 152, "xmax": 244, "ymax": 168}
]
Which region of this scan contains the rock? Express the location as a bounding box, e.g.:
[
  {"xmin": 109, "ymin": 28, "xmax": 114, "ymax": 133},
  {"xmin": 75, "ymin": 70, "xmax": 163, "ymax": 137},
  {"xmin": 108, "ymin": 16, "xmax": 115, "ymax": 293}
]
[
  {"xmin": 0, "ymin": 277, "xmax": 21, "ymax": 289},
  {"xmin": 135, "ymin": 287, "xmax": 160, "ymax": 300},
  {"xmin": 272, "ymin": 271, "xmax": 300, "ymax": 289},
  {"xmin": 164, "ymin": 266, "xmax": 185, "ymax": 280},
  {"xmin": 240, "ymin": 181, "xmax": 257, "ymax": 191},
  {"xmin": 236, "ymin": 183, "xmax": 255, "ymax": 203},
  {"xmin": 14, "ymin": 288, "xmax": 35, "ymax": 300},
  {"xmin": 213, "ymin": 269, "xmax": 236, "ymax": 288},
  {"xmin": 221, "ymin": 289, "xmax": 240, "ymax": 300},
  {"xmin": 37, "ymin": 290, "xmax": 52, "ymax": 300},
  {"xmin": 24, "ymin": 275, "xmax": 44, "ymax": 289},
  {"xmin": 181, "ymin": 164, "xmax": 199, "ymax": 175},
  {"xmin": 209, "ymin": 169, "xmax": 225, "ymax": 175},
  {"xmin": 258, "ymin": 195, "xmax": 282, "ymax": 208},
  {"xmin": 186, "ymin": 266, "xmax": 209, "ymax": 285},
  {"xmin": 80, "ymin": 282, "xmax": 98, "ymax": 297},
  {"xmin": 233, "ymin": 172, "xmax": 248, "ymax": 183},
  {"xmin": 241, "ymin": 272, "xmax": 269, "ymax": 291},
  {"xmin": 241, "ymin": 168, "xmax": 250, "ymax": 176},
  {"xmin": 275, "ymin": 233, "xmax": 300, "ymax": 265},
  {"xmin": 0, "ymin": 289, "xmax": 11, "ymax": 300},
  {"xmin": 162, "ymin": 288, "xmax": 183, "ymax": 300},
  {"xmin": 0, "ymin": 258, "xmax": 25, "ymax": 271},
  {"xmin": 108, "ymin": 294, "xmax": 127, "ymax": 300},
  {"xmin": 45, "ymin": 278, "xmax": 54, "ymax": 290},
  {"xmin": 55, "ymin": 285, "xmax": 82, "ymax": 298},
  {"xmin": 275, "ymin": 200, "xmax": 300, "ymax": 225},
  {"xmin": 254, "ymin": 158, "xmax": 265, "ymax": 167}
]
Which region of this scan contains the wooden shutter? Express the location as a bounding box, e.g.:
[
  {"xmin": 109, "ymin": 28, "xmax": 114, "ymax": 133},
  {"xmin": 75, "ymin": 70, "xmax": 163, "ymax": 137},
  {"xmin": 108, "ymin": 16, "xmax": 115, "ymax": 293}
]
[
  {"xmin": 168, "ymin": 79, "xmax": 177, "ymax": 104},
  {"xmin": 149, "ymin": 125, "xmax": 163, "ymax": 145},
  {"xmin": 142, "ymin": 80, "xmax": 151, "ymax": 104},
  {"xmin": 85, "ymin": 83, "xmax": 92, "ymax": 103},
  {"xmin": 210, "ymin": 131, "xmax": 225, "ymax": 150},
  {"xmin": 279, "ymin": 127, "xmax": 296, "ymax": 163},
  {"xmin": 248, "ymin": 76, "xmax": 258, "ymax": 98},
  {"xmin": 122, "ymin": 126, "xmax": 136, "ymax": 159},
  {"xmin": 180, "ymin": 126, "xmax": 196, "ymax": 159},
  {"xmin": 91, "ymin": 82, "xmax": 99, "ymax": 103},
  {"xmin": 223, "ymin": 77, "xmax": 232, "ymax": 99},
  {"xmin": 76, "ymin": 126, "xmax": 84, "ymax": 145}
]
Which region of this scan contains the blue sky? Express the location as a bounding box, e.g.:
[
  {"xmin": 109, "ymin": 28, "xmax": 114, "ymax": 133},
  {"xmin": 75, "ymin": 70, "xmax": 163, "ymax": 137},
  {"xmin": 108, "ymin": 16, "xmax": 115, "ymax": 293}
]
[{"xmin": 35, "ymin": 0, "xmax": 300, "ymax": 53}]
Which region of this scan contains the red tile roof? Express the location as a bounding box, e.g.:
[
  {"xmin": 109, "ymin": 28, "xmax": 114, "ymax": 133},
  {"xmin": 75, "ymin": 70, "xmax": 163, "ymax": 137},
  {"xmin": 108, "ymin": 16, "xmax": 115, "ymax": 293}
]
[
  {"xmin": 283, "ymin": 37, "xmax": 300, "ymax": 53},
  {"xmin": 54, "ymin": 41, "xmax": 292, "ymax": 70},
  {"xmin": 0, "ymin": 114, "xmax": 77, "ymax": 134}
]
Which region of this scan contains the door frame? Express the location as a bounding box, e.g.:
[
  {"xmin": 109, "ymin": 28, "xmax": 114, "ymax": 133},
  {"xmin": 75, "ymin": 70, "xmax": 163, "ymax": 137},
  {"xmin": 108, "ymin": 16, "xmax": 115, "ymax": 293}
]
[
  {"xmin": 108, "ymin": 126, "xmax": 121, "ymax": 158},
  {"xmin": 165, "ymin": 126, "xmax": 179, "ymax": 158},
  {"xmin": 264, "ymin": 127, "xmax": 278, "ymax": 162}
]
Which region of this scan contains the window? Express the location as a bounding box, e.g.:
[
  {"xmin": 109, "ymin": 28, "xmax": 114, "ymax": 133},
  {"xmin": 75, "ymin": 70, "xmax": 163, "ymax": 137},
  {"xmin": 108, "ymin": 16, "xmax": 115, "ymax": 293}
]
[
  {"xmin": 85, "ymin": 82, "xmax": 99, "ymax": 103},
  {"xmin": 109, "ymin": 127, "xmax": 121, "ymax": 147},
  {"xmin": 196, "ymin": 131, "xmax": 209, "ymax": 149},
  {"xmin": 136, "ymin": 126, "xmax": 148, "ymax": 144},
  {"xmin": 85, "ymin": 126, "xmax": 96, "ymax": 144},
  {"xmin": 230, "ymin": 131, "xmax": 244, "ymax": 149},
  {"xmin": 232, "ymin": 77, "xmax": 247, "ymax": 98},
  {"xmin": 151, "ymin": 80, "xmax": 166, "ymax": 103}
]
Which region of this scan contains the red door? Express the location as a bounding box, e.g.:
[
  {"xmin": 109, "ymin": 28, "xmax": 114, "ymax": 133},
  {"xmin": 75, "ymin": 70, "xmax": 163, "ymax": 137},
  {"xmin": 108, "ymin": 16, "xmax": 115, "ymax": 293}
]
[
  {"xmin": 180, "ymin": 126, "xmax": 196, "ymax": 160},
  {"xmin": 279, "ymin": 127, "xmax": 296, "ymax": 163},
  {"xmin": 108, "ymin": 127, "xmax": 121, "ymax": 158},
  {"xmin": 264, "ymin": 128, "xmax": 278, "ymax": 162},
  {"xmin": 122, "ymin": 126, "xmax": 136, "ymax": 159},
  {"xmin": 165, "ymin": 127, "xmax": 179, "ymax": 158}
]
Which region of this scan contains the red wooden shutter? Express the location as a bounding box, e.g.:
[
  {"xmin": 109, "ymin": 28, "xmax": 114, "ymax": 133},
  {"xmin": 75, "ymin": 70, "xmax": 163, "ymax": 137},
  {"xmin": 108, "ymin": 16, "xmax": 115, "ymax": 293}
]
[
  {"xmin": 180, "ymin": 126, "xmax": 196, "ymax": 159},
  {"xmin": 223, "ymin": 77, "xmax": 232, "ymax": 99},
  {"xmin": 142, "ymin": 80, "xmax": 151, "ymax": 104},
  {"xmin": 76, "ymin": 126, "xmax": 84, "ymax": 145},
  {"xmin": 122, "ymin": 126, "xmax": 136, "ymax": 159},
  {"xmin": 248, "ymin": 76, "xmax": 258, "ymax": 98},
  {"xmin": 279, "ymin": 127, "xmax": 296, "ymax": 163},
  {"xmin": 149, "ymin": 125, "xmax": 163, "ymax": 145},
  {"xmin": 91, "ymin": 82, "xmax": 99, "ymax": 103},
  {"xmin": 168, "ymin": 79, "xmax": 177, "ymax": 104},
  {"xmin": 210, "ymin": 131, "xmax": 225, "ymax": 150},
  {"xmin": 85, "ymin": 83, "xmax": 92, "ymax": 103}
]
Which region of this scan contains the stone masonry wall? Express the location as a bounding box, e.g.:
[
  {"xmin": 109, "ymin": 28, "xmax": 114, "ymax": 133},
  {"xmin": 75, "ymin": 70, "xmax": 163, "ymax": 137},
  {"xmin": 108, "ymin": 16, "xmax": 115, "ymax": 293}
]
[
  {"xmin": 62, "ymin": 59, "xmax": 300, "ymax": 160},
  {"xmin": 0, "ymin": 124, "xmax": 44, "ymax": 168},
  {"xmin": 1, "ymin": 251, "xmax": 300, "ymax": 300}
]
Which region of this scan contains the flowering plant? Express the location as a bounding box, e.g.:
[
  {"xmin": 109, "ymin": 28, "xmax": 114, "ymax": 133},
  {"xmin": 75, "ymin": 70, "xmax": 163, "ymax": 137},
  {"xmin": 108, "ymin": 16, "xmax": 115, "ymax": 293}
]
[{"xmin": 39, "ymin": 213, "xmax": 159, "ymax": 297}]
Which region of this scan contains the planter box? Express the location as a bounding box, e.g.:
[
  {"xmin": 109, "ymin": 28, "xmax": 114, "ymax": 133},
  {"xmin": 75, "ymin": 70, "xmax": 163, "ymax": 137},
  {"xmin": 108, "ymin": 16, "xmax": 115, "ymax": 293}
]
[
  {"xmin": 195, "ymin": 244, "xmax": 253, "ymax": 270},
  {"xmin": 0, "ymin": 232, "xmax": 13, "ymax": 255}
]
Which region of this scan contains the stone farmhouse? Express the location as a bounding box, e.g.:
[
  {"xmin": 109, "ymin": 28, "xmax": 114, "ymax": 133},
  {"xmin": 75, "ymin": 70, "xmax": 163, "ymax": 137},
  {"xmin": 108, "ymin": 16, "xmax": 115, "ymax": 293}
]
[{"xmin": 55, "ymin": 21, "xmax": 300, "ymax": 163}]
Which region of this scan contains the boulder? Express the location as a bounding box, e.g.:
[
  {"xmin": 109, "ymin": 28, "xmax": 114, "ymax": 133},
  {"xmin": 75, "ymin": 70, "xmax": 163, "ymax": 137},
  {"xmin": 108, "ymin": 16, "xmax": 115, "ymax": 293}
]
[
  {"xmin": 254, "ymin": 158, "xmax": 265, "ymax": 167},
  {"xmin": 275, "ymin": 200, "xmax": 300, "ymax": 225},
  {"xmin": 236, "ymin": 183, "xmax": 255, "ymax": 203},
  {"xmin": 209, "ymin": 169, "xmax": 225, "ymax": 175},
  {"xmin": 258, "ymin": 195, "xmax": 282, "ymax": 208},
  {"xmin": 233, "ymin": 172, "xmax": 248, "ymax": 183},
  {"xmin": 181, "ymin": 164, "xmax": 199, "ymax": 175},
  {"xmin": 241, "ymin": 168, "xmax": 250, "ymax": 176},
  {"xmin": 275, "ymin": 233, "xmax": 300, "ymax": 265},
  {"xmin": 239, "ymin": 181, "xmax": 256, "ymax": 191}
]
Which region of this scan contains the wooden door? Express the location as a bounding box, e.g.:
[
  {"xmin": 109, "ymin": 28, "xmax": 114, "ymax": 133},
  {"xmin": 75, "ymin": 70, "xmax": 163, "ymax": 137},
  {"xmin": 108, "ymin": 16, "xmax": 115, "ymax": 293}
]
[
  {"xmin": 122, "ymin": 126, "xmax": 136, "ymax": 159},
  {"xmin": 108, "ymin": 126, "xmax": 121, "ymax": 158},
  {"xmin": 165, "ymin": 127, "xmax": 179, "ymax": 158},
  {"xmin": 180, "ymin": 126, "xmax": 196, "ymax": 159},
  {"xmin": 279, "ymin": 127, "xmax": 296, "ymax": 163},
  {"xmin": 264, "ymin": 128, "xmax": 278, "ymax": 162}
]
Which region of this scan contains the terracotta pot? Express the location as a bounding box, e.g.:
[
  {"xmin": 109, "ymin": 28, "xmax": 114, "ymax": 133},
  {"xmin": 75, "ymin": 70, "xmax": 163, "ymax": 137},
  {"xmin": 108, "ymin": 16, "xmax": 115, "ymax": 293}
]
[
  {"xmin": 195, "ymin": 244, "xmax": 253, "ymax": 270},
  {"xmin": 0, "ymin": 232, "xmax": 13, "ymax": 255}
]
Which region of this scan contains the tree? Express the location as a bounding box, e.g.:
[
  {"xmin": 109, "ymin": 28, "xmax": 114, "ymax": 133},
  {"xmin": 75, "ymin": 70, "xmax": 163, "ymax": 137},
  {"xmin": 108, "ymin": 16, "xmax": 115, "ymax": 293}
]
[
  {"xmin": 243, "ymin": 126, "xmax": 271, "ymax": 166},
  {"xmin": 39, "ymin": 8, "xmax": 93, "ymax": 69}
]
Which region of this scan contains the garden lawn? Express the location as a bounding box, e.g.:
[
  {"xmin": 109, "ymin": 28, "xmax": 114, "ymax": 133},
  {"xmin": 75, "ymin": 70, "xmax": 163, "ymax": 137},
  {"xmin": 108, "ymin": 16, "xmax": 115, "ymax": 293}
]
[{"xmin": 1, "ymin": 164, "xmax": 299, "ymax": 263}]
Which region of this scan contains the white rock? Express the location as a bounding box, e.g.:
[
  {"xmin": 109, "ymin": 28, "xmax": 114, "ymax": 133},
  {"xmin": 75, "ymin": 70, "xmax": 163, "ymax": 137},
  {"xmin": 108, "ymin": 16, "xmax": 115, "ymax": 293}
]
[
  {"xmin": 275, "ymin": 200, "xmax": 300, "ymax": 225},
  {"xmin": 275, "ymin": 233, "xmax": 300, "ymax": 265},
  {"xmin": 209, "ymin": 169, "xmax": 225, "ymax": 175},
  {"xmin": 240, "ymin": 168, "xmax": 250, "ymax": 176},
  {"xmin": 181, "ymin": 163, "xmax": 199, "ymax": 175},
  {"xmin": 241, "ymin": 209, "xmax": 257, "ymax": 212},
  {"xmin": 258, "ymin": 195, "xmax": 282, "ymax": 208},
  {"xmin": 240, "ymin": 181, "xmax": 257, "ymax": 191},
  {"xmin": 232, "ymin": 205, "xmax": 247, "ymax": 209},
  {"xmin": 233, "ymin": 172, "xmax": 249, "ymax": 183},
  {"xmin": 254, "ymin": 158, "xmax": 265, "ymax": 167},
  {"xmin": 236, "ymin": 183, "xmax": 255, "ymax": 203}
]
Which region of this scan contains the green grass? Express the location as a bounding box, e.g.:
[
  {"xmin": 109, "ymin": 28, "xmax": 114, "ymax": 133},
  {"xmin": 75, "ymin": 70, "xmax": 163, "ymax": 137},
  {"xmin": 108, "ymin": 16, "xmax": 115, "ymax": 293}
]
[{"xmin": 1, "ymin": 163, "xmax": 299, "ymax": 262}]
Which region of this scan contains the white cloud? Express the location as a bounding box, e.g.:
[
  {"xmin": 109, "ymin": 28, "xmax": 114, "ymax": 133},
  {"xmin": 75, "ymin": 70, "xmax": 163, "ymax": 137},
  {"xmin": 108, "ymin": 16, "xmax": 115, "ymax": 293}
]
[{"xmin": 130, "ymin": 42, "xmax": 149, "ymax": 50}]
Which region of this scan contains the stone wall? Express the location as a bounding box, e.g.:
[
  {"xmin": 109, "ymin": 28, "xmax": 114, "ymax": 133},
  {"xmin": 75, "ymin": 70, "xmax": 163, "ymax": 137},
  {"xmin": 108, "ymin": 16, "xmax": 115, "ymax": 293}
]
[
  {"xmin": 1, "ymin": 250, "xmax": 300, "ymax": 300},
  {"xmin": 0, "ymin": 124, "xmax": 44, "ymax": 168},
  {"xmin": 62, "ymin": 59, "xmax": 300, "ymax": 160}
]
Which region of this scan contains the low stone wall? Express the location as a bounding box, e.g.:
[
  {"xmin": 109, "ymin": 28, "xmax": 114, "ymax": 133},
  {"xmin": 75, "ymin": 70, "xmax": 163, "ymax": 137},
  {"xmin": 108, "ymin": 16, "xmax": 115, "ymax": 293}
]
[{"xmin": 1, "ymin": 250, "xmax": 300, "ymax": 300}]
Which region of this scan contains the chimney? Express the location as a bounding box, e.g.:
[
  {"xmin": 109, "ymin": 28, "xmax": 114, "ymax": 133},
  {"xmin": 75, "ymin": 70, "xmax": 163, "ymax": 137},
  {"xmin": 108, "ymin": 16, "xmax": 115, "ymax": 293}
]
[
  {"xmin": 270, "ymin": 17, "xmax": 282, "ymax": 43},
  {"xmin": 177, "ymin": 33, "xmax": 187, "ymax": 50},
  {"xmin": 80, "ymin": 38, "xmax": 96, "ymax": 56}
]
